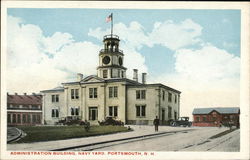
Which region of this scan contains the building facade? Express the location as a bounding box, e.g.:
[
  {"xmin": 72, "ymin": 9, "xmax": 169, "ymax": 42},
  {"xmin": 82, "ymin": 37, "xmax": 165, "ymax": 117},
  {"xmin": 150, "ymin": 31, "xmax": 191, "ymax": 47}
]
[
  {"xmin": 7, "ymin": 93, "xmax": 42, "ymax": 126},
  {"xmin": 41, "ymin": 34, "xmax": 181, "ymax": 125},
  {"xmin": 192, "ymin": 107, "xmax": 240, "ymax": 127}
]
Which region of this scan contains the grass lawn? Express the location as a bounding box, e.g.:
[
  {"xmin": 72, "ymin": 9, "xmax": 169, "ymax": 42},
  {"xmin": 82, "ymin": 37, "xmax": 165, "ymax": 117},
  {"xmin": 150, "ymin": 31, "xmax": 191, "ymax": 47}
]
[{"xmin": 15, "ymin": 125, "xmax": 129, "ymax": 143}]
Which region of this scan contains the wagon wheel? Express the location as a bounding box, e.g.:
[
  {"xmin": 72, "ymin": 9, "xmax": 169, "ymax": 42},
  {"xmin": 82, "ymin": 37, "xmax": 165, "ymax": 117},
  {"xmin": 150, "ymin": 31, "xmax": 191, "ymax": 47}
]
[{"xmin": 172, "ymin": 122, "xmax": 177, "ymax": 127}]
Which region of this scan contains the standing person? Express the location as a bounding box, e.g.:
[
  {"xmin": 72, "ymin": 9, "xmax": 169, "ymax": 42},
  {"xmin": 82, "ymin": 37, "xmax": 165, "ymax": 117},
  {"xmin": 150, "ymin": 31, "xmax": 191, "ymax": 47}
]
[{"xmin": 153, "ymin": 116, "xmax": 160, "ymax": 132}]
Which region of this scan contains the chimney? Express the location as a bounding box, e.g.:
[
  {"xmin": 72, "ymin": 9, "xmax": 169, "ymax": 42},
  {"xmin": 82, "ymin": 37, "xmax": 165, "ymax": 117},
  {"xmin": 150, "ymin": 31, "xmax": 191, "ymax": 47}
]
[
  {"xmin": 133, "ymin": 69, "xmax": 138, "ymax": 82},
  {"xmin": 142, "ymin": 73, "xmax": 147, "ymax": 84},
  {"xmin": 24, "ymin": 93, "xmax": 27, "ymax": 96},
  {"xmin": 15, "ymin": 93, "xmax": 18, "ymax": 95},
  {"xmin": 77, "ymin": 73, "xmax": 83, "ymax": 81}
]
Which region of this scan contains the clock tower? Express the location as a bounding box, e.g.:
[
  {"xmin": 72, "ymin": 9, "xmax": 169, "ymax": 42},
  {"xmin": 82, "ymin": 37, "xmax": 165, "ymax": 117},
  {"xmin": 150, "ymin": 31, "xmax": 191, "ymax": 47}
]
[{"xmin": 97, "ymin": 34, "xmax": 127, "ymax": 79}]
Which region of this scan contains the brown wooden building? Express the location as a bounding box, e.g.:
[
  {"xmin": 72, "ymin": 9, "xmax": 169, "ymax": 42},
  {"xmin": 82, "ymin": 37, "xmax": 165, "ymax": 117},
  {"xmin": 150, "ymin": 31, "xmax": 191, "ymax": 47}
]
[
  {"xmin": 7, "ymin": 93, "xmax": 42, "ymax": 126},
  {"xmin": 192, "ymin": 107, "xmax": 240, "ymax": 127}
]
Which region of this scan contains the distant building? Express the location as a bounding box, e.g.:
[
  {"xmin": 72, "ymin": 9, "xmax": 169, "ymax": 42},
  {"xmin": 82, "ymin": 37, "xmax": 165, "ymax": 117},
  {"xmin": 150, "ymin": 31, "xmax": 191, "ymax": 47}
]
[
  {"xmin": 41, "ymin": 34, "xmax": 181, "ymax": 125},
  {"xmin": 192, "ymin": 107, "xmax": 240, "ymax": 127},
  {"xmin": 7, "ymin": 93, "xmax": 42, "ymax": 126}
]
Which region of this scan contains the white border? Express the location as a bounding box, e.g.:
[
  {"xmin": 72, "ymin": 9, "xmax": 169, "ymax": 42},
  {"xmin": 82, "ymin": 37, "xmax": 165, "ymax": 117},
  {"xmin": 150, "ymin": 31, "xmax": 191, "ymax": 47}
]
[{"xmin": 1, "ymin": 1, "xmax": 249, "ymax": 160}]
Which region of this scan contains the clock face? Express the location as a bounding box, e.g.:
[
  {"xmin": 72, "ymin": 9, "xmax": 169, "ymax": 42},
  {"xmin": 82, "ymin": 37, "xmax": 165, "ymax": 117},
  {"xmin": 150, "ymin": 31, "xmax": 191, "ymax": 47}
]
[
  {"xmin": 102, "ymin": 56, "xmax": 110, "ymax": 64},
  {"xmin": 119, "ymin": 57, "xmax": 123, "ymax": 66}
]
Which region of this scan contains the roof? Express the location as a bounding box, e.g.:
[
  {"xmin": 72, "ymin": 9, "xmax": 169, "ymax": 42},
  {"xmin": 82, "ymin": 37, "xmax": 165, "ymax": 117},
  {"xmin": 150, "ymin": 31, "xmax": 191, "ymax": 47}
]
[
  {"xmin": 7, "ymin": 94, "xmax": 42, "ymax": 105},
  {"xmin": 127, "ymin": 83, "xmax": 181, "ymax": 94},
  {"xmin": 192, "ymin": 107, "xmax": 240, "ymax": 115},
  {"xmin": 62, "ymin": 75, "xmax": 142, "ymax": 86},
  {"xmin": 45, "ymin": 76, "xmax": 181, "ymax": 94},
  {"xmin": 40, "ymin": 86, "xmax": 64, "ymax": 92}
]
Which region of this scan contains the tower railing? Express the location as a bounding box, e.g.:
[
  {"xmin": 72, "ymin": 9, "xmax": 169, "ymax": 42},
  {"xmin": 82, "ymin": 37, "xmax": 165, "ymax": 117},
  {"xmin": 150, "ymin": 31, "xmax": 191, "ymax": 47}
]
[
  {"xmin": 103, "ymin": 34, "xmax": 119, "ymax": 40},
  {"xmin": 100, "ymin": 49, "xmax": 123, "ymax": 54}
]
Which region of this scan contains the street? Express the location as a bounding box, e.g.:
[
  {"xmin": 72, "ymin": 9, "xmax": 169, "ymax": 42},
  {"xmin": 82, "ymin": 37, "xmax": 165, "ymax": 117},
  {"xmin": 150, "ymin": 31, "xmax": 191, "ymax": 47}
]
[
  {"xmin": 72, "ymin": 126, "xmax": 239, "ymax": 152},
  {"xmin": 7, "ymin": 125, "xmax": 239, "ymax": 152}
]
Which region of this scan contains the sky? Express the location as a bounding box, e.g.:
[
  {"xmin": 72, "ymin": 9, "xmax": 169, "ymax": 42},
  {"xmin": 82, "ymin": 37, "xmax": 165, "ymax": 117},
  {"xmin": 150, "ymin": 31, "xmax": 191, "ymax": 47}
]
[{"xmin": 6, "ymin": 8, "xmax": 240, "ymax": 118}]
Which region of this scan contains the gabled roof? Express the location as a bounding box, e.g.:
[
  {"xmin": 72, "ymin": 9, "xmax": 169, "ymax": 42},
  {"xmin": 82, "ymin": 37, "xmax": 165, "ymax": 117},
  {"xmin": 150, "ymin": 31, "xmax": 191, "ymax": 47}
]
[
  {"xmin": 7, "ymin": 94, "xmax": 42, "ymax": 105},
  {"xmin": 81, "ymin": 75, "xmax": 105, "ymax": 83},
  {"xmin": 192, "ymin": 107, "xmax": 240, "ymax": 115}
]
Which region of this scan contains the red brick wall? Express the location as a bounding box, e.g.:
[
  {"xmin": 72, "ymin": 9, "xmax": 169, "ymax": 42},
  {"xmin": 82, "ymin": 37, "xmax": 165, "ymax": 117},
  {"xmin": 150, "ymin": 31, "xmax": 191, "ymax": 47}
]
[{"xmin": 193, "ymin": 112, "xmax": 239, "ymax": 127}]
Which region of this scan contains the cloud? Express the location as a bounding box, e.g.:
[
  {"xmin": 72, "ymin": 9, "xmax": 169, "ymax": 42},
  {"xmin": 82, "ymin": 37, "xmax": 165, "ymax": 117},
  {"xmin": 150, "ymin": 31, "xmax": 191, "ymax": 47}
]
[
  {"xmin": 89, "ymin": 18, "xmax": 240, "ymax": 93},
  {"xmin": 174, "ymin": 44, "xmax": 240, "ymax": 83},
  {"xmin": 6, "ymin": 15, "xmax": 148, "ymax": 93},
  {"xmin": 43, "ymin": 32, "xmax": 74, "ymax": 56},
  {"xmin": 6, "ymin": 16, "xmax": 100, "ymax": 93},
  {"xmin": 89, "ymin": 21, "xmax": 152, "ymax": 50},
  {"xmin": 53, "ymin": 41, "xmax": 100, "ymax": 75},
  {"xmin": 149, "ymin": 19, "xmax": 203, "ymax": 50},
  {"xmin": 88, "ymin": 21, "xmax": 149, "ymax": 78},
  {"xmin": 7, "ymin": 16, "xmax": 70, "ymax": 93},
  {"xmin": 89, "ymin": 19, "xmax": 203, "ymax": 51},
  {"xmin": 6, "ymin": 14, "xmax": 240, "ymax": 120},
  {"xmin": 149, "ymin": 44, "xmax": 240, "ymax": 118}
]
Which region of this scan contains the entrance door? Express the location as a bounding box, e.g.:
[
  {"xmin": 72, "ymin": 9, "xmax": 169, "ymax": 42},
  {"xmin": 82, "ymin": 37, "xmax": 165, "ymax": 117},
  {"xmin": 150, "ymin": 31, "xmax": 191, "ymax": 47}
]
[
  {"xmin": 162, "ymin": 109, "xmax": 165, "ymax": 124},
  {"xmin": 89, "ymin": 107, "xmax": 98, "ymax": 120},
  {"xmin": 162, "ymin": 109, "xmax": 165, "ymax": 121}
]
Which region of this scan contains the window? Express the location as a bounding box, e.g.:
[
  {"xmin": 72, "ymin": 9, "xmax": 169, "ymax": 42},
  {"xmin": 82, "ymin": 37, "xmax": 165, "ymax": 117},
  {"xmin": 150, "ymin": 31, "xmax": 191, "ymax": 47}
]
[
  {"xmin": 17, "ymin": 114, "xmax": 21, "ymax": 123},
  {"xmin": 168, "ymin": 106, "xmax": 172, "ymax": 119},
  {"xmin": 27, "ymin": 115, "xmax": 31, "ymax": 123},
  {"xmin": 103, "ymin": 70, "xmax": 108, "ymax": 78},
  {"xmin": 52, "ymin": 95, "xmax": 59, "ymax": 102},
  {"xmin": 118, "ymin": 70, "xmax": 120, "ymax": 78},
  {"xmin": 37, "ymin": 115, "xmax": 41, "ymax": 123},
  {"xmin": 212, "ymin": 116, "xmax": 217, "ymax": 121},
  {"xmin": 52, "ymin": 109, "xmax": 59, "ymax": 118},
  {"xmin": 109, "ymin": 86, "xmax": 118, "ymax": 98},
  {"xmin": 89, "ymin": 88, "xmax": 98, "ymax": 98},
  {"xmin": 136, "ymin": 105, "xmax": 146, "ymax": 117},
  {"xmin": 168, "ymin": 92, "xmax": 172, "ymax": 102},
  {"xmin": 71, "ymin": 89, "xmax": 79, "ymax": 99},
  {"xmin": 32, "ymin": 105, "xmax": 38, "ymax": 109},
  {"xmin": 22, "ymin": 114, "xmax": 26, "ymax": 123},
  {"xmin": 230, "ymin": 115, "xmax": 234, "ymax": 120},
  {"xmin": 32, "ymin": 115, "xmax": 36, "ymax": 123},
  {"xmin": 71, "ymin": 107, "xmax": 79, "ymax": 116},
  {"xmin": 175, "ymin": 95, "xmax": 177, "ymax": 103},
  {"xmin": 7, "ymin": 114, "xmax": 11, "ymax": 123},
  {"xmin": 13, "ymin": 114, "xmax": 16, "ymax": 123},
  {"xmin": 196, "ymin": 117, "xmax": 200, "ymax": 122},
  {"xmin": 109, "ymin": 106, "xmax": 118, "ymax": 117},
  {"xmin": 203, "ymin": 116, "xmax": 207, "ymax": 122},
  {"xmin": 162, "ymin": 90, "xmax": 165, "ymax": 101},
  {"xmin": 121, "ymin": 71, "xmax": 124, "ymax": 78},
  {"xmin": 136, "ymin": 90, "xmax": 146, "ymax": 99},
  {"xmin": 23, "ymin": 105, "xmax": 29, "ymax": 109}
]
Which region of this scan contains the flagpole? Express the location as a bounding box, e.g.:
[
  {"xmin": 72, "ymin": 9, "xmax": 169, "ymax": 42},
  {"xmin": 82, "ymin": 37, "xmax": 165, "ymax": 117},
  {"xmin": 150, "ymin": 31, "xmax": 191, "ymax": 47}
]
[{"xmin": 111, "ymin": 13, "xmax": 113, "ymax": 37}]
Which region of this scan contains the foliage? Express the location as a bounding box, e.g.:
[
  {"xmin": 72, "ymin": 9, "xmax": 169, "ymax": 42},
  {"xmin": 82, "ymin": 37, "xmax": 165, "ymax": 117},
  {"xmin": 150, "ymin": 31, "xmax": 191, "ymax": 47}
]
[{"xmin": 98, "ymin": 117, "xmax": 124, "ymax": 126}]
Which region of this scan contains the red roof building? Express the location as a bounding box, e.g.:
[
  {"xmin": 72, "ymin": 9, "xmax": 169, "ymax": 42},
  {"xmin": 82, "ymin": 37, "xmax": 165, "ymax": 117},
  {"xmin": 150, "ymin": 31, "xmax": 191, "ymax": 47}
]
[
  {"xmin": 7, "ymin": 93, "xmax": 42, "ymax": 126},
  {"xmin": 192, "ymin": 107, "xmax": 240, "ymax": 127}
]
